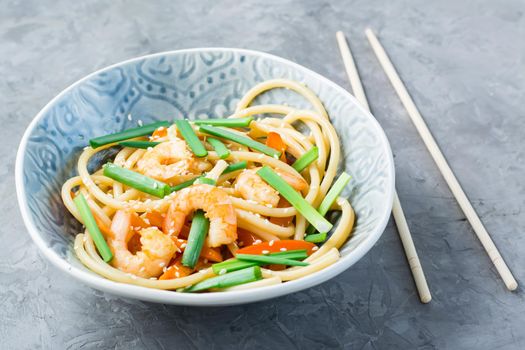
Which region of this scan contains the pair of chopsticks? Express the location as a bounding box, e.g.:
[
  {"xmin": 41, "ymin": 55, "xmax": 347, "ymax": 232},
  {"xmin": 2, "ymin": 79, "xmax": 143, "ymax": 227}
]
[{"xmin": 335, "ymin": 29, "xmax": 518, "ymax": 303}]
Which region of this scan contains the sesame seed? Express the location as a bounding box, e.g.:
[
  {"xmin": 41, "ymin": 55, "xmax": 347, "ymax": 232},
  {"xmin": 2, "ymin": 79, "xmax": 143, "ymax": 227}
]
[
  {"xmin": 254, "ymin": 240, "xmax": 262, "ymax": 245},
  {"xmin": 175, "ymin": 272, "xmax": 180, "ymax": 278},
  {"xmin": 312, "ymin": 246, "xmax": 319, "ymax": 251},
  {"xmin": 262, "ymin": 250, "xmax": 270, "ymax": 254},
  {"xmin": 181, "ymin": 243, "xmax": 187, "ymax": 249},
  {"xmin": 137, "ymin": 119, "xmax": 143, "ymax": 127},
  {"xmin": 219, "ymin": 268, "xmax": 227, "ymax": 275},
  {"xmin": 269, "ymin": 240, "xmax": 274, "ymax": 246},
  {"xmin": 159, "ymin": 262, "xmax": 166, "ymax": 267},
  {"xmin": 280, "ymin": 248, "xmax": 287, "ymax": 252},
  {"xmin": 127, "ymin": 114, "xmax": 132, "ymax": 121}
]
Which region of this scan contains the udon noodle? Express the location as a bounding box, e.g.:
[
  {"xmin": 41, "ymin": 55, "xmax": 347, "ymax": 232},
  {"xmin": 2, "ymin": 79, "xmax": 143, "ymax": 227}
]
[{"xmin": 61, "ymin": 79, "xmax": 355, "ymax": 292}]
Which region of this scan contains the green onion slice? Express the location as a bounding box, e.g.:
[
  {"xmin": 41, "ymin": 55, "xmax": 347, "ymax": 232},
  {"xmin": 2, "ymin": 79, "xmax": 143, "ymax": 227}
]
[
  {"xmin": 235, "ymin": 254, "xmax": 309, "ymax": 267},
  {"xmin": 103, "ymin": 163, "xmax": 170, "ymax": 198},
  {"xmin": 119, "ymin": 141, "xmax": 161, "ymax": 149},
  {"xmin": 306, "ymin": 172, "xmax": 351, "ymax": 235},
  {"xmin": 169, "ymin": 177, "xmax": 201, "ymax": 193},
  {"xmin": 193, "ymin": 116, "xmax": 253, "ymax": 128},
  {"xmin": 207, "ymin": 137, "xmax": 230, "ymax": 159},
  {"xmin": 73, "ymin": 193, "xmax": 113, "ymax": 262},
  {"xmin": 89, "ymin": 121, "xmax": 169, "ymax": 148},
  {"xmin": 222, "ymin": 161, "xmax": 247, "ymax": 174},
  {"xmin": 181, "ymin": 210, "xmax": 210, "ymax": 269},
  {"xmin": 292, "ymin": 146, "xmax": 319, "ymax": 172},
  {"xmin": 257, "ymin": 166, "xmax": 333, "ymax": 233},
  {"xmin": 304, "ymin": 232, "xmax": 327, "ymax": 243},
  {"xmin": 184, "ymin": 266, "xmax": 262, "ymax": 292},
  {"xmin": 212, "ymin": 249, "xmax": 308, "ymax": 274},
  {"xmin": 175, "ymin": 119, "xmax": 208, "ymax": 157},
  {"xmin": 198, "ymin": 125, "xmax": 281, "ymax": 158}
]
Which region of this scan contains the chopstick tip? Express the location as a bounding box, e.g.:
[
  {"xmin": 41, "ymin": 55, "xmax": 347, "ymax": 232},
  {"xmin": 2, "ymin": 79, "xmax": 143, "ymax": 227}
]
[
  {"xmin": 421, "ymin": 294, "xmax": 432, "ymax": 304},
  {"xmin": 507, "ymin": 280, "xmax": 518, "ymax": 291}
]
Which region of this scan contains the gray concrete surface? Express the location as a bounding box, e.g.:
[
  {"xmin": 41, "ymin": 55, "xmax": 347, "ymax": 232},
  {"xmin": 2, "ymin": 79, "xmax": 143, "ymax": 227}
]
[{"xmin": 1, "ymin": 0, "xmax": 524, "ymax": 349}]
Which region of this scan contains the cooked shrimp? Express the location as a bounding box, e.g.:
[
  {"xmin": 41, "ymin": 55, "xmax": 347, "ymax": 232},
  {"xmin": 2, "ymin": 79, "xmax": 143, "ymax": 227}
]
[
  {"xmin": 108, "ymin": 210, "xmax": 176, "ymax": 278},
  {"xmin": 234, "ymin": 168, "xmax": 280, "ymax": 207},
  {"xmin": 275, "ymin": 169, "xmax": 308, "ymax": 192},
  {"xmin": 165, "ymin": 184, "xmax": 237, "ymax": 247},
  {"xmin": 234, "ymin": 167, "xmax": 308, "ymax": 206},
  {"xmin": 136, "ymin": 138, "xmax": 211, "ymax": 184}
]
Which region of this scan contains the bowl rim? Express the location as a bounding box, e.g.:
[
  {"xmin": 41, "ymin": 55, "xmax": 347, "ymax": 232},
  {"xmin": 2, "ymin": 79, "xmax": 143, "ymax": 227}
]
[{"xmin": 15, "ymin": 47, "xmax": 395, "ymax": 306}]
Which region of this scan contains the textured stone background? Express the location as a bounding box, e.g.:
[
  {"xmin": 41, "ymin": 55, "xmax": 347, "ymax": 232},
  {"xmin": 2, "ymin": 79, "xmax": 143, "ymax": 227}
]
[{"xmin": 1, "ymin": 0, "xmax": 524, "ymax": 349}]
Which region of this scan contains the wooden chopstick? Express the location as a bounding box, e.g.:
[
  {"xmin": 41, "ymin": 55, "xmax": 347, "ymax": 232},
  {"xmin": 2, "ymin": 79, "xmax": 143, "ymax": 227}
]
[
  {"xmin": 336, "ymin": 31, "xmax": 432, "ymax": 303},
  {"xmin": 364, "ymin": 28, "xmax": 518, "ymax": 291}
]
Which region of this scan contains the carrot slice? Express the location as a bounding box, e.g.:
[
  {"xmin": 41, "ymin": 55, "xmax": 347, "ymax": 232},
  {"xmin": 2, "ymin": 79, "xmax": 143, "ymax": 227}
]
[
  {"xmin": 266, "ymin": 132, "xmax": 287, "ymax": 162},
  {"xmin": 236, "ymin": 240, "xmax": 316, "ymax": 255},
  {"xmin": 236, "ymin": 228, "xmax": 262, "ymax": 247},
  {"xmin": 92, "ymin": 213, "xmax": 113, "ymax": 237},
  {"xmin": 201, "ymin": 242, "xmax": 223, "ymax": 262},
  {"xmin": 163, "ymin": 208, "xmax": 178, "ymax": 235},
  {"xmin": 159, "ymin": 260, "xmax": 193, "ymax": 280},
  {"xmin": 142, "ymin": 211, "xmax": 165, "ymax": 228},
  {"xmin": 130, "ymin": 211, "xmax": 149, "ymax": 229},
  {"xmin": 170, "ymin": 237, "xmax": 223, "ymax": 262},
  {"xmin": 151, "ymin": 127, "xmax": 168, "ymax": 140},
  {"xmin": 269, "ymin": 197, "xmax": 294, "ymax": 227}
]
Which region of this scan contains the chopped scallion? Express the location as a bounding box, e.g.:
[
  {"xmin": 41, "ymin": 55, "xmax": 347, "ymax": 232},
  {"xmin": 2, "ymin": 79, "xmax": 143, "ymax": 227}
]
[
  {"xmin": 207, "ymin": 137, "xmax": 230, "ymax": 159},
  {"xmin": 184, "ymin": 266, "xmax": 262, "ymax": 292},
  {"xmin": 222, "ymin": 161, "xmax": 247, "ymax": 174},
  {"xmin": 175, "ymin": 119, "xmax": 208, "ymax": 157},
  {"xmin": 193, "ymin": 116, "xmax": 253, "ymax": 128},
  {"xmin": 169, "ymin": 177, "xmax": 201, "ymax": 193},
  {"xmin": 235, "ymin": 254, "xmax": 309, "ymax": 267},
  {"xmin": 292, "ymin": 146, "xmax": 319, "ymax": 172},
  {"xmin": 103, "ymin": 163, "xmax": 170, "ymax": 198},
  {"xmin": 211, "ymin": 249, "xmax": 308, "ymax": 274},
  {"xmin": 181, "ymin": 210, "xmax": 210, "ymax": 269},
  {"xmin": 195, "ymin": 177, "xmax": 216, "ymax": 186},
  {"xmin": 306, "ymin": 172, "xmax": 351, "ymax": 235},
  {"xmin": 304, "ymin": 232, "xmax": 327, "ymax": 243},
  {"xmin": 198, "ymin": 125, "xmax": 281, "ymax": 158},
  {"xmin": 89, "ymin": 121, "xmax": 169, "ymax": 148},
  {"xmin": 73, "ymin": 193, "xmax": 113, "ymax": 262},
  {"xmin": 257, "ymin": 166, "xmax": 333, "ymax": 233},
  {"xmin": 118, "ymin": 140, "xmax": 161, "ymax": 149}
]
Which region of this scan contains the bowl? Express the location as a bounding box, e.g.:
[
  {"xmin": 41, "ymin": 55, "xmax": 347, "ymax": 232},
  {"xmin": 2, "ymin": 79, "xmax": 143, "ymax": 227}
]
[{"xmin": 16, "ymin": 48, "xmax": 394, "ymax": 306}]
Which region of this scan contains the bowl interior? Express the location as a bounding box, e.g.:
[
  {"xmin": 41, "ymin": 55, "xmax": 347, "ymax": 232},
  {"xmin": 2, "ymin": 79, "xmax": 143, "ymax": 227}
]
[{"xmin": 17, "ymin": 48, "xmax": 394, "ymax": 304}]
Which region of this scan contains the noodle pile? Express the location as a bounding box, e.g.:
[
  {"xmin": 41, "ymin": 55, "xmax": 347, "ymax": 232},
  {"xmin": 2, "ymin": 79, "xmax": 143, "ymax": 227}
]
[{"xmin": 61, "ymin": 79, "xmax": 355, "ymax": 291}]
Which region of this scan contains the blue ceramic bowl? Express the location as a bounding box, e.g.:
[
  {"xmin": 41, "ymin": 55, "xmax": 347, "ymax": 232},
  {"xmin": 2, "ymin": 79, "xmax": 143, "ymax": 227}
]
[{"xmin": 16, "ymin": 48, "xmax": 394, "ymax": 305}]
